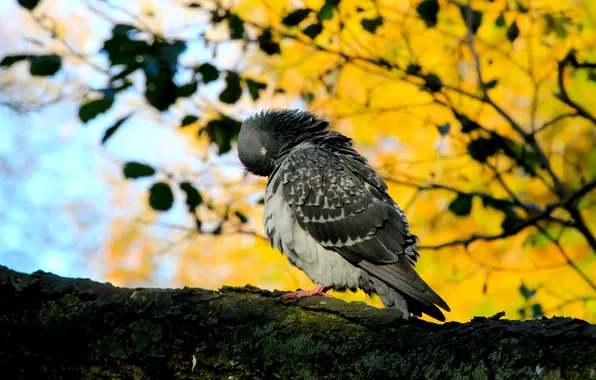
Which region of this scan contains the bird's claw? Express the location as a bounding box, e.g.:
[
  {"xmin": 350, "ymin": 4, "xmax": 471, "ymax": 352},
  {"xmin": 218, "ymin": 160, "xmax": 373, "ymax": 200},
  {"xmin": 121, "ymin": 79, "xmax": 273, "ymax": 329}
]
[{"xmin": 281, "ymin": 283, "xmax": 332, "ymax": 300}]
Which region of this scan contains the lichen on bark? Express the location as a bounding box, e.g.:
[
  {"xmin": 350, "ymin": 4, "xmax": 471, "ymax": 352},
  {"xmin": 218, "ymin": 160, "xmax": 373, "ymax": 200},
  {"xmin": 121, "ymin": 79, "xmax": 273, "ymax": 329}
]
[{"xmin": 1, "ymin": 265, "xmax": 595, "ymax": 379}]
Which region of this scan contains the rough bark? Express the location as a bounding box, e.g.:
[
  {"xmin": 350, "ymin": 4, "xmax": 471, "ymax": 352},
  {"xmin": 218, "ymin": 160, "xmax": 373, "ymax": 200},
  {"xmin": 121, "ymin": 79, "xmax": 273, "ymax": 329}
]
[{"xmin": 1, "ymin": 265, "xmax": 595, "ymax": 379}]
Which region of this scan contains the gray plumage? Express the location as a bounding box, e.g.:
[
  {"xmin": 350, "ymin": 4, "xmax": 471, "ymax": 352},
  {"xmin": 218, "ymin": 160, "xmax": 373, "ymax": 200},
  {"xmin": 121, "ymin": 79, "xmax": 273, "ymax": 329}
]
[{"xmin": 237, "ymin": 109, "xmax": 450, "ymax": 321}]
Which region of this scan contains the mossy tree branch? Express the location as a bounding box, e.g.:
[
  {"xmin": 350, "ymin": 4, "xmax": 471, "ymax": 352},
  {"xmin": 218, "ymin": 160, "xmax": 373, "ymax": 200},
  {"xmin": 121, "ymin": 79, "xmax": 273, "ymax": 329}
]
[{"xmin": 1, "ymin": 265, "xmax": 595, "ymax": 379}]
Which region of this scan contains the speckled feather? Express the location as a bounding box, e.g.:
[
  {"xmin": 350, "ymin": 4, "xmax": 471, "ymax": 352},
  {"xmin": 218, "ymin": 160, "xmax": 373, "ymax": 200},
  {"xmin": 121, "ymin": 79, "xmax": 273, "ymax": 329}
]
[{"xmin": 239, "ymin": 109, "xmax": 450, "ymax": 321}]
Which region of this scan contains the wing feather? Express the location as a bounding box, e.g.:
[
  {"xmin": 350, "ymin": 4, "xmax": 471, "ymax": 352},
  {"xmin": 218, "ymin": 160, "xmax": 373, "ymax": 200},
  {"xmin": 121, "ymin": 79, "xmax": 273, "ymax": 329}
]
[{"xmin": 273, "ymin": 144, "xmax": 449, "ymax": 314}]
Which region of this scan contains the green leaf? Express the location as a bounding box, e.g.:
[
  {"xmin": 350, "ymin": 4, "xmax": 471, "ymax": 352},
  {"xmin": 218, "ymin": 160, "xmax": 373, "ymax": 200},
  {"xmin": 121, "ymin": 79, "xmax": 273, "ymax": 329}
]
[
  {"xmin": 258, "ymin": 29, "xmax": 281, "ymax": 55},
  {"xmin": 361, "ymin": 17, "xmax": 383, "ymax": 33},
  {"xmin": 518, "ymin": 308, "xmax": 526, "ymax": 319},
  {"xmin": 485, "ymin": 79, "xmax": 498, "ymax": 89},
  {"xmin": 501, "ymin": 210, "xmax": 525, "ymax": 233},
  {"xmin": 123, "ymin": 162, "xmax": 156, "ymax": 179},
  {"xmin": 18, "ymin": 0, "xmax": 40, "ymax": 10},
  {"xmin": 177, "ymin": 80, "xmax": 198, "ymax": 98},
  {"xmin": 437, "ymin": 123, "xmax": 450, "ymax": 136},
  {"xmin": 234, "ymin": 211, "xmax": 248, "ymax": 224},
  {"xmin": 459, "ymin": 5, "xmax": 483, "ymax": 34},
  {"xmin": 305, "ymin": 92, "xmax": 315, "ymax": 103},
  {"xmin": 227, "ymin": 13, "xmax": 245, "ymax": 39},
  {"xmin": 531, "ymin": 303, "xmax": 544, "ymax": 318},
  {"xmin": 148, "ymin": 182, "xmax": 174, "ymax": 212},
  {"xmin": 423, "ymin": 72, "xmax": 442, "ymax": 92},
  {"xmin": 101, "ymin": 114, "xmax": 131, "ymax": 145},
  {"xmin": 525, "ymin": 232, "xmax": 552, "ymax": 247},
  {"xmin": 198, "ymin": 63, "xmax": 219, "ymax": 84},
  {"xmin": 507, "ymin": 21, "xmax": 520, "ymax": 42},
  {"xmin": 282, "ymin": 9, "xmax": 312, "ymax": 26},
  {"xmin": 0, "ymin": 55, "xmax": 30, "ymax": 67},
  {"xmin": 219, "ymin": 72, "xmax": 242, "ymax": 104},
  {"xmin": 29, "ymin": 55, "xmax": 61, "ymax": 76},
  {"xmin": 467, "ymin": 137, "xmax": 500, "ymax": 162},
  {"xmin": 245, "ymin": 78, "xmax": 267, "ymax": 101},
  {"xmin": 406, "ymin": 64, "xmax": 422, "ymax": 76},
  {"xmin": 519, "ymin": 283, "xmax": 535, "ymax": 300},
  {"xmin": 181, "ymin": 115, "xmax": 199, "ymax": 127},
  {"xmin": 495, "ymin": 13, "xmax": 505, "ymax": 27},
  {"xmin": 455, "ymin": 112, "xmax": 481, "ymax": 133},
  {"xmin": 481, "ymin": 196, "xmax": 513, "ymax": 211},
  {"xmin": 78, "ymin": 96, "xmax": 114, "ymax": 123},
  {"xmin": 201, "ymin": 116, "xmax": 242, "ymax": 154},
  {"xmin": 416, "ymin": 0, "xmax": 439, "ymax": 28},
  {"xmin": 448, "ymin": 194, "xmax": 473, "ymax": 216},
  {"xmin": 179, "ymin": 182, "xmax": 203, "ymax": 210},
  {"xmin": 303, "ymin": 23, "xmax": 323, "ymax": 39},
  {"xmin": 499, "ymin": 138, "xmax": 540, "ymax": 177},
  {"xmin": 317, "ymin": 2, "xmax": 334, "ymax": 21},
  {"xmin": 515, "ymin": 0, "xmax": 528, "ymax": 13},
  {"xmin": 102, "ymin": 24, "xmax": 149, "ymax": 67}
]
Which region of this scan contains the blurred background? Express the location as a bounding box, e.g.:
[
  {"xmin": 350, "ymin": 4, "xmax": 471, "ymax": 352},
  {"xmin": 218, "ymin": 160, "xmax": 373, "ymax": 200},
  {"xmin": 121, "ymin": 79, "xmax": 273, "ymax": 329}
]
[{"xmin": 1, "ymin": 0, "xmax": 595, "ymax": 322}]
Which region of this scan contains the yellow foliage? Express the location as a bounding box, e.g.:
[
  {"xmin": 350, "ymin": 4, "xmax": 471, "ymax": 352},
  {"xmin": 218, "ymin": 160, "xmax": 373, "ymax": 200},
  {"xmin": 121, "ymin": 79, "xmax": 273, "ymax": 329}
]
[{"xmin": 65, "ymin": 0, "xmax": 596, "ymax": 323}]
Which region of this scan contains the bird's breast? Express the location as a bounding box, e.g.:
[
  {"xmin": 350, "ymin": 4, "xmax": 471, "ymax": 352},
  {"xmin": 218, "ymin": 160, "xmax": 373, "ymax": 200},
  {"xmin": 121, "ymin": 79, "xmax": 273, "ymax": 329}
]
[{"xmin": 263, "ymin": 182, "xmax": 361, "ymax": 290}]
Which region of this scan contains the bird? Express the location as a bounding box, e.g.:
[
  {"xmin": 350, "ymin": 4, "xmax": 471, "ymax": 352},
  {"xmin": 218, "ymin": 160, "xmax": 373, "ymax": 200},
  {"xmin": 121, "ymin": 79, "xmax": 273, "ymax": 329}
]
[{"xmin": 237, "ymin": 108, "xmax": 450, "ymax": 321}]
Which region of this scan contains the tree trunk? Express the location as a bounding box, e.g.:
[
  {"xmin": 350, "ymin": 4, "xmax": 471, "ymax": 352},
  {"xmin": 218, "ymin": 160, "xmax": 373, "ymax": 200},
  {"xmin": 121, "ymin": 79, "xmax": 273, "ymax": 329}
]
[{"xmin": 1, "ymin": 265, "xmax": 595, "ymax": 379}]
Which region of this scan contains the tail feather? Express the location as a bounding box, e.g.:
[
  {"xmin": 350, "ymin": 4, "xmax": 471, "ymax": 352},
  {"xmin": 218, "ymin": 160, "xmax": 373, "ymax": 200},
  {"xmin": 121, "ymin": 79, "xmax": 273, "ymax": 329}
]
[{"xmin": 359, "ymin": 259, "xmax": 450, "ymax": 321}]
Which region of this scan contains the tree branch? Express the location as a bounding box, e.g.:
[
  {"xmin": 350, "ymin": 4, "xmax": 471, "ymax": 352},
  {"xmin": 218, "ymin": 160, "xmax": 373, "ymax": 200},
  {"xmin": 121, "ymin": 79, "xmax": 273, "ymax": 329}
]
[
  {"xmin": 555, "ymin": 52, "xmax": 596, "ymax": 126},
  {"xmin": 419, "ymin": 177, "xmax": 596, "ymax": 249},
  {"xmin": 1, "ymin": 265, "xmax": 596, "ymax": 379}
]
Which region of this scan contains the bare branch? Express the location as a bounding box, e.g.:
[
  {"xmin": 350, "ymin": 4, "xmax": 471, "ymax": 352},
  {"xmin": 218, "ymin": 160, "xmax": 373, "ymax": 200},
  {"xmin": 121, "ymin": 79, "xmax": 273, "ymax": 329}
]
[
  {"xmin": 419, "ymin": 177, "xmax": 596, "ymax": 249},
  {"xmin": 555, "ymin": 52, "xmax": 596, "ymax": 126}
]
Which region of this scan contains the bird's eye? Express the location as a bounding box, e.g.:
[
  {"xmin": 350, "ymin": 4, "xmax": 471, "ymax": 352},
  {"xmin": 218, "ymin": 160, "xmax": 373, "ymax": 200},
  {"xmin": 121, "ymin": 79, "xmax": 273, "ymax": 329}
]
[{"xmin": 260, "ymin": 147, "xmax": 268, "ymax": 156}]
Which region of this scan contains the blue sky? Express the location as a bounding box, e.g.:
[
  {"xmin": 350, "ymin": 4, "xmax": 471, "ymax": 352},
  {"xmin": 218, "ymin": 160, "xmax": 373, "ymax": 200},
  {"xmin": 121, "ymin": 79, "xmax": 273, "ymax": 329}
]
[{"xmin": 0, "ymin": 0, "xmax": 306, "ymax": 283}]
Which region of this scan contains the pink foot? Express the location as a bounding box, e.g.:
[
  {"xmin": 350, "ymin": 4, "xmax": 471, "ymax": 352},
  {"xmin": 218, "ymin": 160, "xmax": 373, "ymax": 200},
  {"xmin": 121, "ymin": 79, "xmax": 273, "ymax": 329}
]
[{"xmin": 282, "ymin": 283, "xmax": 332, "ymax": 300}]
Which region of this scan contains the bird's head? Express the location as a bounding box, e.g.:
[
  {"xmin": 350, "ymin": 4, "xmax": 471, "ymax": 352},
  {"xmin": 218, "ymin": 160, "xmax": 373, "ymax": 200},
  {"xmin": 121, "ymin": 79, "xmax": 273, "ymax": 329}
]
[{"xmin": 237, "ymin": 109, "xmax": 330, "ymax": 176}]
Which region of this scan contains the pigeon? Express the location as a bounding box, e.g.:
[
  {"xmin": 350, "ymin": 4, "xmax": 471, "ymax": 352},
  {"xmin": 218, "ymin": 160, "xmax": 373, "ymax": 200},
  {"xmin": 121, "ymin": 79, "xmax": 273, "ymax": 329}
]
[{"xmin": 237, "ymin": 109, "xmax": 450, "ymax": 321}]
